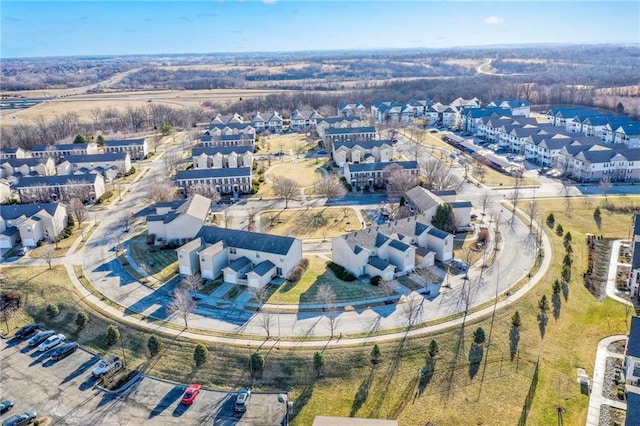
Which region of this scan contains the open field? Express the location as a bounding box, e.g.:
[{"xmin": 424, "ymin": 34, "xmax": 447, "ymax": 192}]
[
  {"xmin": 257, "ymin": 133, "xmax": 315, "ymax": 155},
  {"xmin": 267, "ymin": 160, "xmax": 326, "ymax": 188},
  {"xmin": 260, "ymin": 207, "xmax": 360, "ymax": 239},
  {"xmin": 128, "ymin": 241, "xmax": 179, "ymax": 282}
]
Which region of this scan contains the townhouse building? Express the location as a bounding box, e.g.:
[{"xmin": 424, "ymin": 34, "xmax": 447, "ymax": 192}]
[
  {"xmin": 102, "ymin": 139, "xmax": 149, "ymax": 161},
  {"xmin": 31, "ymin": 143, "xmax": 98, "ymax": 162},
  {"xmin": 56, "ymin": 152, "xmax": 132, "ymax": 180},
  {"xmin": 252, "ymin": 111, "xmax": 284, "ymax": 133},
  {"xmin": 331, "ymin": 140, "xmax": 393, "ymax": 167},
  {"xmin": 290, "ymin": 109, "xmax": 323, "ymax": 131},
  {"xmin": 344, "ymin": 160, "xmax": 418, "ymax": 191},
  {"xmin": 192, "ymin": 146, "xmax": 253, "ymax": 169},
  {"xmin": 337, "ymin": 102, "xmax": 366, "ymax": 119},
  {"xmin": 0, "ymin": 147, "xmax": 28, "ymax": 160},
  {"xmin": 0, "ymin": 203, "xmax": 68, "ymax": 248},
  {"xmin": 175, "ymin": 167, "xmax": 252, "ymax": 197},
  {"xmin": 0, "ymin": 157, "xmax": 55, "ymax": 179},
  {"xmin": 323, "ymin": 126, "xmax": 376, "ymax": 145},
  {"xmin": 200, "ymin": 133, "xmax": 255, "ymax": 147},
  {"xmin": 16, "ymin": 174, "xmax": 105, "ymax": 203}
]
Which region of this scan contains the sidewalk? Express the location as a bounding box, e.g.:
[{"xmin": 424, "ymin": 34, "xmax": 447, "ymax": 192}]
[
  {"xmin": 586, "ymin": 335, "xmax": 628, "ymax": 426},
  {"xmin": 606, "ymin": 239, "xmax": 634, "ymax": 307}
]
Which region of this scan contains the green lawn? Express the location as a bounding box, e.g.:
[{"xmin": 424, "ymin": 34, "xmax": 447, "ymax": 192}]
[
  {"xmin": 129, "ymin": 242, "xmax": 178, "ymax": 282},
  {"xmin": 270, "ymin": 255, "xmax": 388, "ymax": 305}
]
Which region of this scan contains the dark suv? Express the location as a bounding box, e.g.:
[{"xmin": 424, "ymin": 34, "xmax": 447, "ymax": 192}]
[{"xmin": 2, "ymin": 410, "xmax": 37, "ymax": 426}]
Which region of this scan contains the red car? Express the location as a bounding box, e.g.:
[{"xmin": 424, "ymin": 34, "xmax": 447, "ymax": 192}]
[{"xmin": 181, "ymin": 384, "xmax": 202, "ymax": 405}]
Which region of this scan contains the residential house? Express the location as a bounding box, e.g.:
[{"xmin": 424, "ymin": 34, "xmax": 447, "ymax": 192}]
[
  {"xmin": 624, "ymin": 317, "xmax": 640, "ymax": 404},
  {"xmin": 102, "ymin": 139, "xmax": 149, "ymax": 161},
  {"xmin": 0, "ymin": 157, "xmax": 55, "ymax": 179},
  {"xmin": 207, "ymin": 122, "xmax": 256, "ymax": 136},
  {"xmin": 0, "ymin": 147, "xmax": 28, "ymax": 160},
  {"xmin": 31, "ymin": 143, "xmax": 98, "ymax": 163},
  {"xmin": 404, "ymin": 186, "xmax": 473, "ymax": 229},
  {"xmin": 175, "ymin": 167, "xmax": 252, "ymax": 196},
  {"xmin": 337, "ymin": 102, "xmax": 366, "ymax": 118},
  {"xmin": 0, "ymin": 179, "xmax": 11, "ymax": 203},
  {"xmin": 56, "ymin": 152, "xmax": 132, "ymax": 181},
  {"xmin": 487, "ymin": 99, "xmax": 531, "ymax": 117},
  {"xmin": 15, "ymin": 174, "xmax": 105, "ymax": 203},
  {"xmin": 316, "ymin": 117, "xmax": 364, "ymax": 140},
  {"xmin": 629, "ymin": 215, "xmax": 640, "ymax": 301},
  {"xmin": 290, "ymin": 109, "xmax": 323, "ymax": 131},
  {"xmin": 614, "ymin": 122, "xmax": 640, "ymax": 148},
  {"xmin": 192, "ymin": 145, "xmax": 253, "ymax": 169},
  {"xmin": 583, "ymin": 115, "xmax": 631, "ymax": 139},
  {"xmin": 450, "ymin": 97, "xmax": 481, "ymax": 109},
  {"xmin": 332, "ymin": 214, "xmax": 454, "ymax": 280},
  {"xmin": 344, "ymin": 161, "xmax": 418, "ymax": 191},
  {"xmin": 371, "ymin": 100, "xmax": 413, "ymax": 123},
  {"xmin": 407, "ymin": 99, "xmax": 433, "ymax": 117},
  {"xmin": 429, "ymin": 103, "xmax": 459, "ymax": 128},
  {"xmin": 323, "ymin": 126, "xmax": 376, "ymax": 146},
  {"xmin": 462, "ymin": 107, "xmax": 512, "ymax": 134},
  {"xmin": 331, "ymin": 140, "xmax": 393, "ymax": 167},
  {"xmin": 564, "ymin": 110, "xmax": 602, "ymax": 134},
  {"xmin": 544, "ymin": 108, "xmax": 594, "ymax": 127},
  {"xmin": 176, "ymin": 225, "xmax": 303, "ymax": 289},
  {"xmin": 0, "ymin": 203, "xmax": 68, "ymax": 248},
  {"xmin": 211, "ymin": 112, "xmax": 244, "ymax": 124},
  {"xmin": 558, "ymin": 144, "xmax": 640, "ymax": 183},
  {"xmin": 146, "ymin": 194, "xmax": 211, "ymax": 245},
  {"xmin": 252, "ymin": 111, "xmax": 283, "ymax": 133},
  {"xmin": 200, "ymin": 133, "xmax": 255, "ymax": 147},
  {"xmin": 602, "ymin": 117, "xmax": 634, "ymax": 143}
]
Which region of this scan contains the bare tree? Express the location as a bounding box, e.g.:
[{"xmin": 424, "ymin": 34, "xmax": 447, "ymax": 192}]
[
  {"xmin": 420, "ymin": 158, "xmax": 461, "ymax": 191},
  {"xmin": 313, "ymin": 174, "xmax": 344, "ymax": 202},
  {"xmin": 384, "ymin": 163, "xmax": 418, "ymax": 201},
  {"xmin": 186, "ymin": 183, "xmax": 221, "ymax": 204},
  {"xmin": 526, "ymin": 197, "xmax": 539, "ymax": 232},
  {"xmin": 68, "ymin": 197, "xmax": 87, "ymax": 229},
  {"xmin": 379, "ymin": 279, "xmax": 397, "ymax": 303},
  {"xmin": 181, "ymin": 273, "xmax": 204, "ymax": 294},
  {"xmin": 480, "ymin": 191, "xmax": 491, "ymax": 217},
  {"xmin": 43, "ymin": 245, "xmax": 55, "ymax": 269},
  {"xmin": 415, "ymin": 265, "xmax": 440, "ymax": 290},
  {"xmin": 316, "ymin": 284, "xmax": 338, "ymax": 337},
  {"xmin": 126, "ymin": 106, "xmax": 148, "ymax": 133},
  {"xmin": 249, "ymin": 286, "xmax": 272, "ymax": 337},
  {"xmin": 401, "ymin": 292, "xmax": 423, "ymax": 327},
  {"xmin": 599, "ymin": 176, "xmax": 613, "ymax": 205},
  {"xmin": 407, "ymin": 138, "xmax": 425, "ymax": 161},
  {"xmin": 60, "ymin": 179, "xmax": 92, "ymax": 202},
  {"xmin": 271, "ymin": 175, "xmax": 299, "ymax": 209},
  {"xmin": 146, "ymin": 178, "xmax": 177, "ymax": 203},
  {"xmin": 162, "ymin": 152, "xmax": 183, "ymax": 176},
  {"xmin": 19, "ymin": 185, "xmax": 52, "ymax": 203},
  {"xmin": 167, "ymin": 288, "xmax": 196, "ymax": 328}
]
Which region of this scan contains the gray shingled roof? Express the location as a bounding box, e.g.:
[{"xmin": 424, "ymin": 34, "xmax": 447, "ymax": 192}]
[
  {"xmin": 427, "ymin": 227, "xmax": 450, "ymax": 239},
  {"xmin": 176, "ymin": 167, "xmax": 251, "ymax": 180},
  {"xmin": 368, "ymin": 256, "xmax": 393, "ymax": 271},
  {"xmin": 629, "ymin": 316, "xmax": 640, "ymax": 358},
  {"xmin": 227, "ymin": 256, "xmax": 252, "ymax": 272},
  {"xmin": 197, "ymin": 226, "xmax": 297, "ymax": 256},
  {"xmin": 405, "ymin": 186, "xmax": 442, "ymax": 212},
  {"xmin": 31, "ymin": 143, "xmax": 89, "ymax": 152},
  {"xmin": 388, "ymin": 239, "xmax": 411, "ymax": 252},
  {"xmin": 0, "ymin": 203, "xmax": 62, "ymax": 220},
  {"xmin": 333, "ymin": 140, "xmax": 391, "ymax": 151},
  {"xmin": 192, "ymin": 146, "xmax": 253, "ymax": 157},
  {"xmin": 103, "ymin": 139, "xmax": 145, "ymax": 147},
  {"xmin": 325, "ymin": 126, "xmax": 376, "ymax": 135},
  {"xmin": 16, "ymin": 174, "xmax": 99, "ymax": 187},
  {"xmin": 347, "ymin": 161, "xmax": 418, "ymax": 173},
  {"xmin": 4, "ymin": 158, "xmax": 43, "ymax": 167},
  {"xmin": 62, "ymin": 152, "xmax": 128, "ymax": 163},
  {"xmin": 251, "ymin": 260, "xmax": 276, "ymax": 277}
]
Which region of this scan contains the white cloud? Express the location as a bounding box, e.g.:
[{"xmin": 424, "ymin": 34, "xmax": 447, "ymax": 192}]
[{"xmin": 484, "ymin": 16, "xmax": 504, "ymax": 25}]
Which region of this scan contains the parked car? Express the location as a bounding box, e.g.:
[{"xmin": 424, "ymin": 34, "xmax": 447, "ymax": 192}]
[
  {"xmin": 470, "ymin": 214, "xmax": 478, "ymax": 220},
  {"xmin": 234, "ymin": 388, "xmax": 251, "ymax": 413},
  {"xmin": 2, "ymin": 410, "xmax": 36, "ymax": 426},
  {"xmin": 14, "ymin": 323, "xmax": 39, "ymax": 339},
  {"xmin": 0, "ymin": 400, "xmax": 14, "ymax": 414},
  {"xmin": 317, "ymin": 150, "xmax": 327, "ymax": 155},
  {"xmin": 181, "ymin": 384, "xmax": 202, "ymax": 405},
  {"xmin": 456, "ymin": 225, "xmax": 475, "ymax": 233},
  {"xmin": 449, "ymin": 259, "xmax": 468, "ymax": 272},
  {"xmin": 50, "ymin": 342, "xmax": 79, "ymax": 361},
  {"xmin": 27, "ymin": 329, "xmax": 55, "ymax": 347},
  {"xmin": 36, "ymin": 333, "xmax": 66, "ymax": 353},
  {"xmin": 92, "ymin": 354, "xmax": 122, "ymax": 377},
  {"xmin": 16, "ymin": 247, "xmax": 29, "ymax": 257}
]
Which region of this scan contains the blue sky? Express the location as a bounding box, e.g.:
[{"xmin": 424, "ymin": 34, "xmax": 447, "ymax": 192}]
[{"xmin": 1, "ymin": 1, "xmax": 639, "ymax": 58}]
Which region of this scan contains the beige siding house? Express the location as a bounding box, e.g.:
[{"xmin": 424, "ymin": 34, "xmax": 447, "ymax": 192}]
[
  {"xmin": 0, "ymin": 203, "xmax": 68, "ymax": 248},
  {"xmin": 146, "ymin": 194, "xmax": 211, "ymax": 245},
  {"xmin": 177, "ymin": 226, "xmax": 303, "ymax": 289}
]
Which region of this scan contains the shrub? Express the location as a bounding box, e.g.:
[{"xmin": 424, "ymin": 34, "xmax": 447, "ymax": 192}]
[
  {"xmin": 556, "ymin": 224, "xmax": 564, "ymax": 236},
  {"xmin": 546, "ymin": 213, "xmax": 555, "ymax": 227},
  {"xmin": 67, "ymin": 214, "xmax": 75, "ymax": 227},
  {"xmin": 370, "ymin": 276, "xmax": 382, "ymax": 286},
  {"xmin": 327, "ymin": 262, "xmax": 356, "ymax": 281},
  {"xmin": 147, "ymin": 335, "xmax": 162, "ymax": 357},
  {"xmin": 539, "ymin": 295, "xmax": 549, "ymax": 311},
  {"xmin": 105, "ymin": 325, "xmax": 120, "ymax": 347},
  {"xmin": 511, "ymin": 311, "xmax": 521, "ymax": 327},
  {"xmin": 46, "ymin": 303, "xmax": 60, "ymax": 318},
  {"xmin": 194, "ymin": 343, "xmax": 209, "ymax": 366},
  {"xmin": 370, "ymin": 344, "xmax": 381, "ymax": 364},
  {"xmin": 552, "ymin": 279, "xmax": 561, "ymax": 295},
  {"xmin": 473, "ymin": 327, "xmax": 486, "ymax": 344},
  {"xmin": 97, "ymin": 191, "xmax": 113, "ymax": 204},
  {"xmin": 301, "ymin": 258, "xmax": 310, "ymax": 268},
  {"xmin": 250, "ymin": 352, "xmax": 265, "ymax": 372},
  {"xmin": 75, "ymin": 311, "xmax": 89, "ymax": 329},
  {"xmin": 313, "ymin": 351, "xmax": 325, "ymax": 377},
  {"xmin": 428, "ymin": 339, "xmax": 439, "ymax": 357}
]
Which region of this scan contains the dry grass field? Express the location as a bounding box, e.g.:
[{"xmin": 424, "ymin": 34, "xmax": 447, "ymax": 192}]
[{"xmin": 260, "ymin": 207, "xmax": 361, "ymax": 238}]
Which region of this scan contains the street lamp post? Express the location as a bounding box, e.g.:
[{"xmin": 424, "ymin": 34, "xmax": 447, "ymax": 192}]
[
  {"xmin": 247, "ymin": 343, "xmax": 253, "ymax": 387},
  {"xmin": 278, "ymin": 393, "xmax": 293, "ymax": 426},
  {"xmin": 115, "ymin": 325, "xmax": 127, "ymax": 368}
]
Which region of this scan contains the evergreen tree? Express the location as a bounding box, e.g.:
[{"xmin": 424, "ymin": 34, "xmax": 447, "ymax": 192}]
[
  {"xmin": 105, "ymin": 325, "xmax": 120, "ymax": 347},
  {"xmin": 370, "ymin": 344, "xmax": 381, "ymax": 364},
  {"xmin": 313, "ymin": 352, "xmax": 325, "ymax": 377},
  {"xmin": 432, "ymin": 203, "xmax": 455, "ymax": 233},
  {"xmin": 428, "ymin": 339, "xmax": 439, "ymax": 357},
  {"xmin": 473, "ymin": 327, "xmax": 486, "ymax": 344},
  {"xmin": 511, "ymin": 311, "xmax": 521, "ymax": 327},
  {"xmin": 147, "ymin": 335, "xmax": 162, "ymax": 357},
  {"xmin": 194, "ymin": 343, "xmax": 209, "ymax": 366},
  {"xmin": 75, "ymin": 311, "xmax": 89, "ymax": 329}
]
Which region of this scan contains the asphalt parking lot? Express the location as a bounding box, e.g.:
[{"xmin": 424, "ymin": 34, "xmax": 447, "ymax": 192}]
[{"xmin": 0, "ymin": 336, "xmax": 287, "ymax": 425}]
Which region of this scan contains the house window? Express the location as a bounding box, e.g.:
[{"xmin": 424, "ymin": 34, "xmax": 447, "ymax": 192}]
[
  {"xmin": 634, "ymin": 361, "xmax": 640, "ymax": 378},
  {"xmin": 256, "ymin": 252, "xmax": 260, "ymax": 258},
  {"xmin": 280, "ymin": 256, "xmax": 284, "ymax": 263},
  {"xmin": 230, "ymin": 248, "xmax": 237, "ymax": 254}
]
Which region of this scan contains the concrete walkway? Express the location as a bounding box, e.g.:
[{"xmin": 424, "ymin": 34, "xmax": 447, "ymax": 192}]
[
  {"xmin": 586, "ymin": 335, "xmax": 628, "ymax": 426},
  {"xmin": 607, "ymin": 239, "xmax": 634, "ymax": 307}
]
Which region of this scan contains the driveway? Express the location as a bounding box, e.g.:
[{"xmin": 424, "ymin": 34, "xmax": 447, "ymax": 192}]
[{"xmin": 0, "ymin": 337, "xmax": 286, "ymax": 425}]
